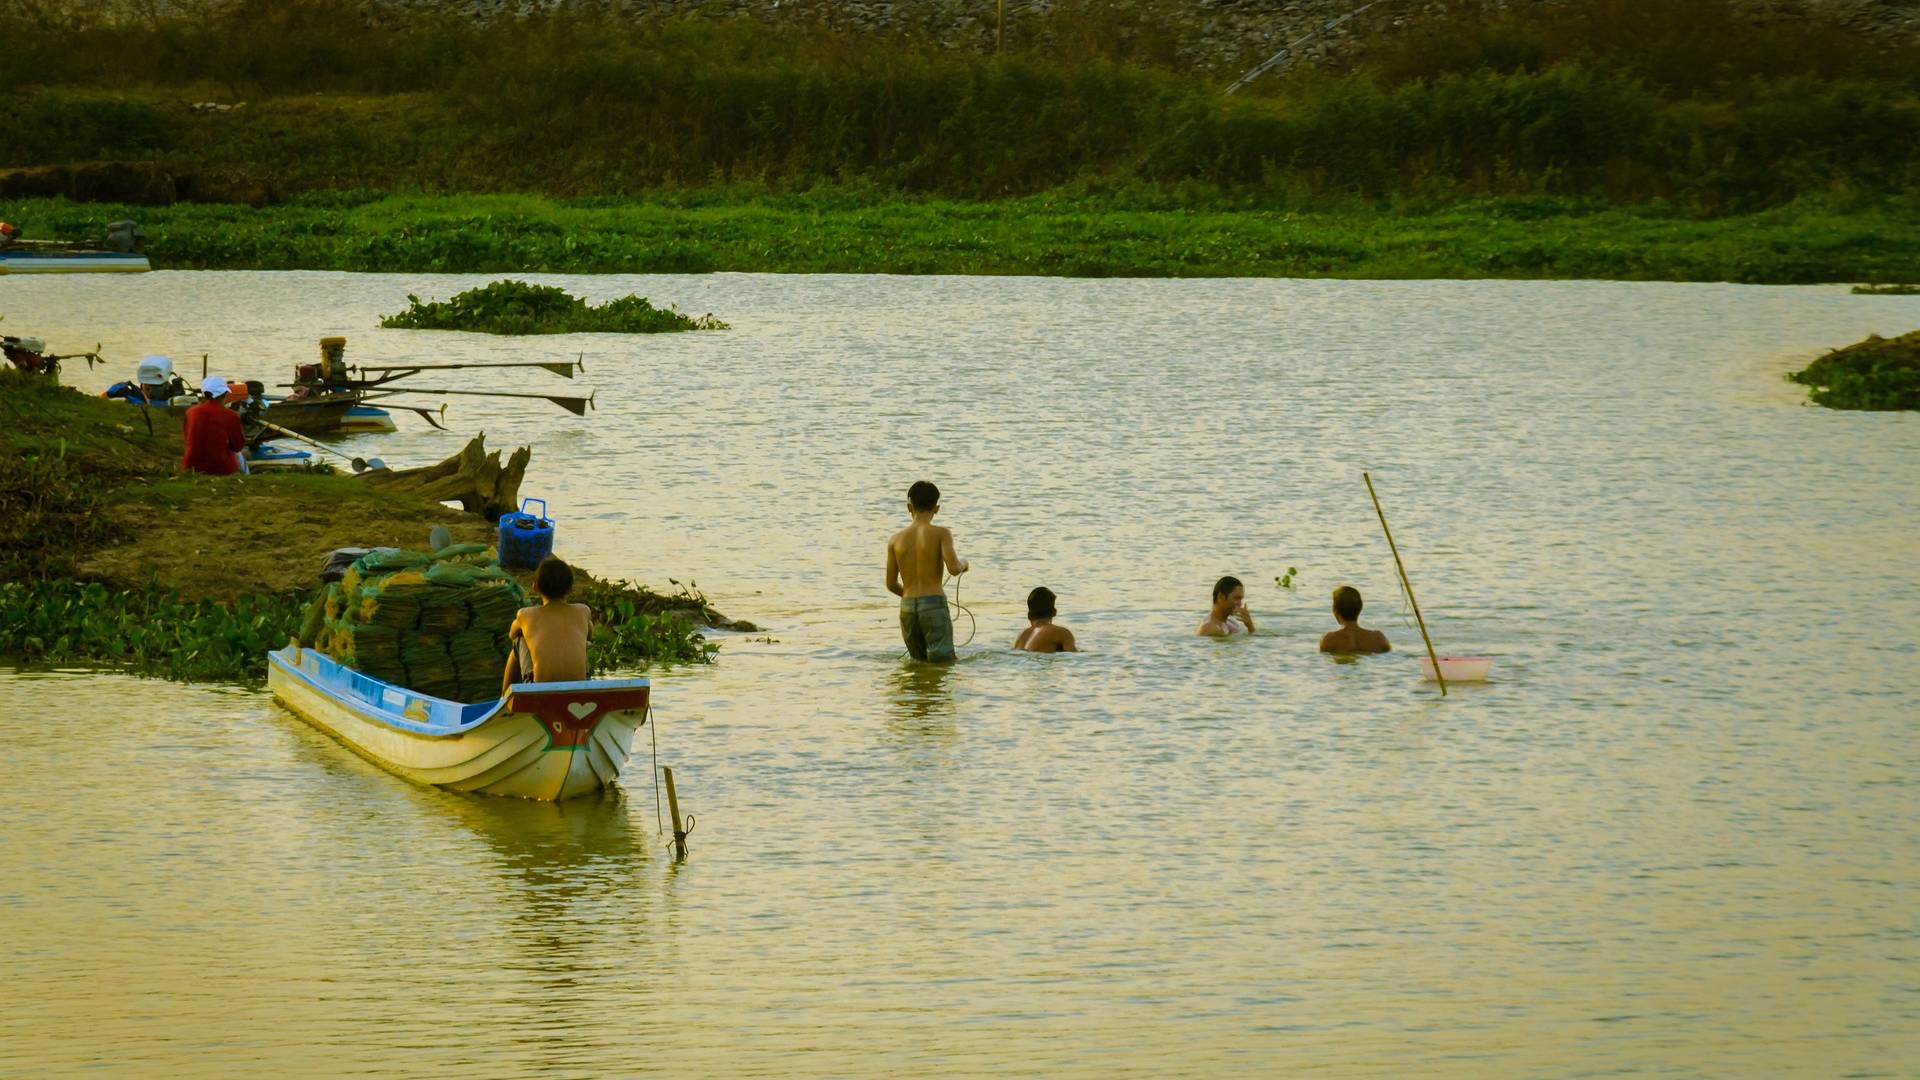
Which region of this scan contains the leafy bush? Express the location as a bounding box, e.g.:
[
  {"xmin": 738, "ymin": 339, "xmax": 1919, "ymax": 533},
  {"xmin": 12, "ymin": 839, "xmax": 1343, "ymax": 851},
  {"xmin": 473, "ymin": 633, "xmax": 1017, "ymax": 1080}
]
[
  {"xmin": 0, "ymin": 93, "xmax": 173, "ymax": 167},
  {"xmin": 1789, "ymin": 331, "xmax": 1920, "ymax": 410},
  {"xmin": 0, "ymin": 579, "xmax": 305, "ymax": 682},
  {"xmin": 380, "ymin": 280, "xmax": 727, "ymax": 334},
  {"xmin": 2, "ymin": 1, "xmax": 1918, "ymax": 208},
  {"xmin": 573, "ymin": 576, "xmax": 724, "ymax": 671}
]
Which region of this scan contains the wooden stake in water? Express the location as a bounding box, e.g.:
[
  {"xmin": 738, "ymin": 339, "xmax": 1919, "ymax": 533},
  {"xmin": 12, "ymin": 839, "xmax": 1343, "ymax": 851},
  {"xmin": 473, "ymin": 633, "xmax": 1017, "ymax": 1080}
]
[
  {"xmin": 663, "ymin": 765, "xmax": 690, "ymax": 860},
  {"xmin": 1364, "ymin": 472, "xmax": 1448, "ymax": 697}
]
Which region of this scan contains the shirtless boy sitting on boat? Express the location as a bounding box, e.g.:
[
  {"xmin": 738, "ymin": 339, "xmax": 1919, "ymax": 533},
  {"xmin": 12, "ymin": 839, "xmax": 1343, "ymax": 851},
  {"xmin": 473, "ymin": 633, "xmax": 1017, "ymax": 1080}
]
[
  {"xmin": 502, "ymin": 557, "xmax": 592, "ymax": 693},
  {"xmin": 1013, "ymin": 587, "xmax": 1078, "ymax": 653},
  {"xmin": 1318, "ymin": 585, "xmax": 1391, "ymax": 655},
  {"xmin": 886, "ymin": 480, "xmax": 968, "ymax": 663}
]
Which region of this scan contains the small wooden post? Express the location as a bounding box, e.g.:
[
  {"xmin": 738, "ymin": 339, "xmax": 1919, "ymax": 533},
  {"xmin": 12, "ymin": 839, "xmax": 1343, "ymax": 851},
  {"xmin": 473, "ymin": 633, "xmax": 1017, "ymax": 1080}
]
[
  {"xmin": 201, "ymin": 353, "xmax": 209, "ymax": 380},
  {"xmin": 663, "ymin": 765, "xmax": 689, "ymax": 859},
  {"xmin": 1364, "ymin": 471, "xmax": 1448, "ymax": 697}
]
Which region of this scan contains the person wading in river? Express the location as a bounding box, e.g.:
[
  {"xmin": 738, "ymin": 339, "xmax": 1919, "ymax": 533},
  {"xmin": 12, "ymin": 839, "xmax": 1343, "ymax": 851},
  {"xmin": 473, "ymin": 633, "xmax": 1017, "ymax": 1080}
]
[
  {"xmin": 886, "ymin": 480, "xmax": 969, "ymax": 663},
  {"xmin": 1318, "ymin": 585, "xmax": 1391, "ymax": 655},
  {"xmin": 1014, "ymin": 587, "xmax": 1078, "ymax": 653},
  {"xmin": 1198, "ymin": 576, "xmax": 1255, "ymax": 637}
]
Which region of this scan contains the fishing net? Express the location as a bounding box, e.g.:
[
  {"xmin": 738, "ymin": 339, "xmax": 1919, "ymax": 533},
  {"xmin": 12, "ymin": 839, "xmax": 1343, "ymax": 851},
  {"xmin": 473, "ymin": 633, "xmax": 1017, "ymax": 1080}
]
[{"xmin": 309, "ymin": 543, "xmax": 528, "ymax": 703}]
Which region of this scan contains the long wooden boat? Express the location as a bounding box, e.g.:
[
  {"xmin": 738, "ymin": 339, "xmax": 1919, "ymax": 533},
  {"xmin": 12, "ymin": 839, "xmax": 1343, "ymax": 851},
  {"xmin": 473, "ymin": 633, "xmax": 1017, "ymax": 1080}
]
[
  {"xmin": 267, "ymin": 645, "xmax": 649, "ymax": 801},
  {"xmin": 0, "ymin": 248, "xmax": 149, "ymax": 274}
]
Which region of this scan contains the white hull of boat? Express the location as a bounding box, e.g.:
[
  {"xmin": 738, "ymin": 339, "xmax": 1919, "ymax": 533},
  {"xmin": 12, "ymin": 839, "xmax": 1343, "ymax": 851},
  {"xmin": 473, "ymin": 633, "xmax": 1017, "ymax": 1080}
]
[
  {"xmin": 0, "ymin": 251, "xmax": 150, "ymax": 274},
  {"xmin": 267, "ymin": 646, "xmax": 648, "ymax": 801}
]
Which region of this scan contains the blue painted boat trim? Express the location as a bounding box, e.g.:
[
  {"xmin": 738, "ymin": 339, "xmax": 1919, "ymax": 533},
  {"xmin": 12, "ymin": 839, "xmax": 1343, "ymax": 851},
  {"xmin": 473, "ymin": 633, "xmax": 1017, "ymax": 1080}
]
[{"xmin": 269, "ymin": 647, "xmax": 650, "ymax": 737}]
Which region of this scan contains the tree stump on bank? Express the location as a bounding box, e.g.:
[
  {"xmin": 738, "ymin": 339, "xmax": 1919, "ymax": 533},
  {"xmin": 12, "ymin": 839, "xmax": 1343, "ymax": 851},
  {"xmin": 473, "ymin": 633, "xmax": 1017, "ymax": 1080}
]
[{"xmin": 361, "ymin": 432, "xmax": 530, "ymax": 519}]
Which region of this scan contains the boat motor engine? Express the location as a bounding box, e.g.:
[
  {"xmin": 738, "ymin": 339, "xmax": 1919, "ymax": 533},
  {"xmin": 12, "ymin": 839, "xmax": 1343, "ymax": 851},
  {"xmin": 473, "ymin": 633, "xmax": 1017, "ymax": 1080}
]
[
  {"xmin": 3, "ymin": 335, "xmax": 52, "ymax": 374},
  {"xmin": 318, "ymin": 336, "xmax": 349, "ymax": 384}
]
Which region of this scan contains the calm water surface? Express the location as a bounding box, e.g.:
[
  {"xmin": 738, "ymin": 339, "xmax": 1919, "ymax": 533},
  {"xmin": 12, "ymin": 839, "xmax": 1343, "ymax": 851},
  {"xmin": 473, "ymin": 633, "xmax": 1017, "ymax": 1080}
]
[{"xmin": 1, "ymin": 272, "xmax": 1916, "ymax": 1076}]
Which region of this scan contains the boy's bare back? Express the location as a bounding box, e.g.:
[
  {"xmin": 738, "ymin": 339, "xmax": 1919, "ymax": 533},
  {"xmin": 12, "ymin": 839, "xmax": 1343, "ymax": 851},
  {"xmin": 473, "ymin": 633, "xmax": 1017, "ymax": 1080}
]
[
  {"xmin": 887, "ymin": 521, "xmax": 959, "ymax": 599},
  {"xmin": 1319, "ymin": 624, "xmax": 1391, "ymax": 655},
  {"xmin": 512, "ymin": 601, "xmax": 592, "ymax": 682}
]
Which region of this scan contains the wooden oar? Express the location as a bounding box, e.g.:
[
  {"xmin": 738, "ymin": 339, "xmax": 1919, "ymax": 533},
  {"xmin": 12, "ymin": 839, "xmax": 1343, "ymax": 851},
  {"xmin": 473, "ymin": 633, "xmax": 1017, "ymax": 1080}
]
[
  {"xmin": 368, "ymin": 386, "xmax": 596, "ymax": 415},
  {"xmin": 1364, "ymin": 471, "xmax": 1448, "ymax": 697},
  {"xmin": 257, "ymin": 419, "xmax": 381, "ymax": 473},
  {"xmin": 353, "ymin": 357, "xmax": 586, "ymax": 379}
]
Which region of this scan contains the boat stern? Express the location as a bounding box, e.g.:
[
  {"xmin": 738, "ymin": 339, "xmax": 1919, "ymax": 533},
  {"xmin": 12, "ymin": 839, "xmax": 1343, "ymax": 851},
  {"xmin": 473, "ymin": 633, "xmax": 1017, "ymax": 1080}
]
[{"xmin": 505, "ymin": 680, "xmax": 651, "ymax": 799}]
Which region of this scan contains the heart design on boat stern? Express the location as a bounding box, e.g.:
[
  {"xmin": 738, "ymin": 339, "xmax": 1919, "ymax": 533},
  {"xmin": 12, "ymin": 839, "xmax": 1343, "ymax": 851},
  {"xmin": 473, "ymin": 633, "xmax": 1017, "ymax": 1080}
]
[{"xmin": 566, "ymin": 701, "xmax": 599, "ymax": 721}]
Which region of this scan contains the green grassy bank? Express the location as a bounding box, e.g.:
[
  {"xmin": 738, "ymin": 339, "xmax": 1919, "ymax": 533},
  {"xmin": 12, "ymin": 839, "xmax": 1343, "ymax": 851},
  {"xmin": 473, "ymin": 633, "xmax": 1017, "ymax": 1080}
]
[
  {"xmin": 10, "ymin": 193, "xmax": 1920, "ymax": 282},
  {"xmin": 0, "ymin": 370, "xmax": 725, "ymax": 684},
  {"xmin": 4, "ymin": 1, "xmax": 1917, "ymax": 280}
]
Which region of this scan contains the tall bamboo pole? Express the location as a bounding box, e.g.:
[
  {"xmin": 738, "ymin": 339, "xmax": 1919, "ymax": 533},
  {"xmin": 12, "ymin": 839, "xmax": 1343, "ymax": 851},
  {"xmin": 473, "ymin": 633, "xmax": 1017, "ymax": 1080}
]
[{"xmin": 1364, "ymin": 472, "xmax": 1447, "ymax": 696}]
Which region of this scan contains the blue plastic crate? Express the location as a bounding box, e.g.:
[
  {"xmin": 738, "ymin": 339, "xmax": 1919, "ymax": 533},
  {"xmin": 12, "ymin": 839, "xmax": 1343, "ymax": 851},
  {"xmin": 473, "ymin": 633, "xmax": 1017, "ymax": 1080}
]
[{"xmin": 497, "ymin": 498, "xmax": 555, "ymax": 570}]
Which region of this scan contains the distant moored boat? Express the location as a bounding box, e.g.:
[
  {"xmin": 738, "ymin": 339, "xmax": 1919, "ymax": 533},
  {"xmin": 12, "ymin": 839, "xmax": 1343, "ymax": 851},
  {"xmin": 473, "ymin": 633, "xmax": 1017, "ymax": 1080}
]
[{"xmin": 0, "ymin": 247, "xmax": 150, "ymax": 274}]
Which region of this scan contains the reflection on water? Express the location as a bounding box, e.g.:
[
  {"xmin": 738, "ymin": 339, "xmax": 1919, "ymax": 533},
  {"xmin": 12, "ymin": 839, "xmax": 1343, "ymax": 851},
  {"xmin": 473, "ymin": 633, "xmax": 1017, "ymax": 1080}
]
[
  {"xmin": 885, "ymin": 660, "xmax": 955, "ymax": 729},
  {"xmin": 2, "ymin": 273, "xmax": 1918, "ymax": 1076}
]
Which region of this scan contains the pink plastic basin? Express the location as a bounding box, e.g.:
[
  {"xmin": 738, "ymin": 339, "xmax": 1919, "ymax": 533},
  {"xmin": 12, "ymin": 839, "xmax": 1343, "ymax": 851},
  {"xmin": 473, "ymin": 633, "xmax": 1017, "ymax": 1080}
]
[{"xmin": 1419, "ymin": 656, "xmax": 1493, "ymax": 682}]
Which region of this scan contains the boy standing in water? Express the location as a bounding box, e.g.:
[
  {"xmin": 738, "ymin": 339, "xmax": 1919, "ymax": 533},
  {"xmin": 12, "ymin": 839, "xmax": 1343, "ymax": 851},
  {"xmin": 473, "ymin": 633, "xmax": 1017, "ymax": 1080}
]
[
  {"xmin": 502, "ymin": 557, "xmax": 593, "ymax": 693},
  {"xmin": 887, "ymin": 480, "xmax": 968, "ymax": 663},
  {"xmin": 1319, "ymin": 585, "xmax": 1391, "ymax": 654}
]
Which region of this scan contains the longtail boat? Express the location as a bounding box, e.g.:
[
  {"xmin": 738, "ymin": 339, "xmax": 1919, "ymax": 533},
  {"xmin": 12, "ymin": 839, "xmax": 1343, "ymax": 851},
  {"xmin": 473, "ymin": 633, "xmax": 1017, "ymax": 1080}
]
[
  {"xmin": 267, "ymin": 645, "xmax": 649, "ymax": 801},
  {"xmin": 261, "ymin": 336, "xmax": 593, "ymax": 435}
]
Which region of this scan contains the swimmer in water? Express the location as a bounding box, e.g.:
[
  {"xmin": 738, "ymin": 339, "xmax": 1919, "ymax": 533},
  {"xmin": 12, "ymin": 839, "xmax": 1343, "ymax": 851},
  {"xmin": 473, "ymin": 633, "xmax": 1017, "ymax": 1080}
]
[
  {"xmin": 1197, "ymin": 576, "xmax": 1254, "ymax": 637},
  {"xmin": 1013, "ymin": 587, "xmax": 1078, "ymax": 653},
  {"xmin": 1318, "ymin": 585, "xmax": 1391, "ymax": 654},
  {"xmin": 886, "ymin": 479, "xmax": 968, "ymax": 663}
]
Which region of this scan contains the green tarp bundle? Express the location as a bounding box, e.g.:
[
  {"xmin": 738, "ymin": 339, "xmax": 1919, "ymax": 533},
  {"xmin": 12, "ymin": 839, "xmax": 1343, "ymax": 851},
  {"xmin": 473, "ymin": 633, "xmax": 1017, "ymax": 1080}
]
[{"xmin": 309, "ymin": 544, "xmax": 528, "ymax": 703}]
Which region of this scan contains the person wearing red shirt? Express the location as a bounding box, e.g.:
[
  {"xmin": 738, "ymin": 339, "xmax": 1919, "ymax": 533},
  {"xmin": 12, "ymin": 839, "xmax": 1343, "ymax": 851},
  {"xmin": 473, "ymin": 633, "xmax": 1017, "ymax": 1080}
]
[{"xmin": 181, "ymin": 376, "xmax": 246, "ymax": 476}]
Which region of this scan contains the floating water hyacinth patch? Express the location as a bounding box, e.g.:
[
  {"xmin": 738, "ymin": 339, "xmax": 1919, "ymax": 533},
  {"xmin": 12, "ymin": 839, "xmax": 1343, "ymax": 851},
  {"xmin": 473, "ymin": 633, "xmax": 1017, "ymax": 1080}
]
[{"xmin": 380, "ymin": 280, "xmax": 727, "ymax": 335}]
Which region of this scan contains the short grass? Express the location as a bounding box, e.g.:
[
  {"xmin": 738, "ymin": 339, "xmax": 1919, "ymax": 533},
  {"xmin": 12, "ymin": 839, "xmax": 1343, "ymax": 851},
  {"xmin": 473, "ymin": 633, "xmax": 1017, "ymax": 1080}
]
[{"xmin": 8, "ymin": 192, "xmax": 1920, "ymax": 282}]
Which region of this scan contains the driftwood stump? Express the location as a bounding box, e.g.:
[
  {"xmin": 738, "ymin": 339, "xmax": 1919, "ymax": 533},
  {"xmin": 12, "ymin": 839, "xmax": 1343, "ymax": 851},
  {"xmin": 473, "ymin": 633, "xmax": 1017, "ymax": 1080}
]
[{"xmin": 361, "ymin": 432, "xmax": 530, "ymax": 520}]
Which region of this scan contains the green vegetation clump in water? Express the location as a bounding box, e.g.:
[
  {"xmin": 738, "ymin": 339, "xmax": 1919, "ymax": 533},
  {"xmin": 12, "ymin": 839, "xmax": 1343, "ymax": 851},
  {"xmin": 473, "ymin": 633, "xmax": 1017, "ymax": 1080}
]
[
  {"xmin": 1788, "ymin": 331, "xmax": 1920, "ymax": 410},
  {"xmin": 572, "ymin": 576, "xmax": 738, "ymax": 671},
  {"xmin": 380, "ymin": 279, "xmax": 726, "ymax": 335},
  {"xmin": 0, "ymin": 579, "xmax": 305, "ymax": 683}
]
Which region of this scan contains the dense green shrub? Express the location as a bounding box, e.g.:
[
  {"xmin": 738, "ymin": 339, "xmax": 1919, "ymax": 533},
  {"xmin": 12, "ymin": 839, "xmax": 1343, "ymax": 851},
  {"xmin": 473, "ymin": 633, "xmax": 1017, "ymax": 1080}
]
[
  {"xmin": 379, "ymin": 280, "xmax": 727, "ymax": 334},
  {"xmin": 0, "ymin": 0, "xmax": 1916, "ymax": 209},
  {"xmin": 572, "ymin": 576, "xmax": 721, "ymax": 671},
  {"xmin": 0, "ymin": 93, "xmax": 173, "ymax": 167},
  {"xmin": 1789, "ymin": 331, "xmax": 1920, "ymax": 410}
]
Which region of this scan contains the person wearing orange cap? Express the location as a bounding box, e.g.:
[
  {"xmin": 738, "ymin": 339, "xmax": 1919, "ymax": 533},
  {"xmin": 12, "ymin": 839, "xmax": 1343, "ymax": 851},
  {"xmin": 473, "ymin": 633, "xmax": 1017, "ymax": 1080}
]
[{"xmin": 181, "ymin": 376, "xmax": 246, "ymax": 476}]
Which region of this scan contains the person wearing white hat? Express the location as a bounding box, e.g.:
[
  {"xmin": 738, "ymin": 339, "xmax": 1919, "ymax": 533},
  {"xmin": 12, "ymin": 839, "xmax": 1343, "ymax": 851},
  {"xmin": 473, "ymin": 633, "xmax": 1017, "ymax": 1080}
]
[
  {"xmin": 181, "ymin": 374, "xmax": 247, "ymax": 476},
  {"xmin": 103, "ymin": 354, "xmax": 187, "ymax": 404}
]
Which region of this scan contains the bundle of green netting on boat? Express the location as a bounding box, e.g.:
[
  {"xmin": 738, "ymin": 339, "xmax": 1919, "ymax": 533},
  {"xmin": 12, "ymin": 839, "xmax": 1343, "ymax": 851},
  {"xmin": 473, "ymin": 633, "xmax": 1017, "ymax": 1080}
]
[{"xmin": 297, "ymin": 543, "xmax": 528, "ymax": 703}]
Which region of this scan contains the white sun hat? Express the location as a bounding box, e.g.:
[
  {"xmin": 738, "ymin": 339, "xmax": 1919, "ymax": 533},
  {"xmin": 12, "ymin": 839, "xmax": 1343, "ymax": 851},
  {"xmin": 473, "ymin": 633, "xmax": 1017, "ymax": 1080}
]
[
  {"xmin": 200, "ymin": 375, "xmax": 230, "ymax": 397},
  {"xmin": 136, "ymin": 355, "xmax": 174, "ymax": 386}
]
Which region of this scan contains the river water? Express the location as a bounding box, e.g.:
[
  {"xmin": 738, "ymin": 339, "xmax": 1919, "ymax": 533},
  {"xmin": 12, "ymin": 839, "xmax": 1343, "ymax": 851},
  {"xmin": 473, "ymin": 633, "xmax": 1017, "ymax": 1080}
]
[{"xmin": 2, "ymin": 272, "xmax": 1916, "ymax": 1076}]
